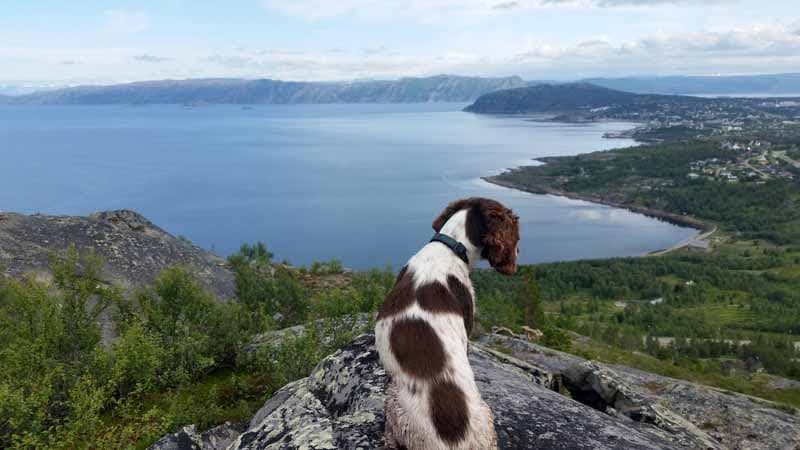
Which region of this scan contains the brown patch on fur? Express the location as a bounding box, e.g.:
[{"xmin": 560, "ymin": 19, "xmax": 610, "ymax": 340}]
[
  {"xmin": 465, "ymin": 206, "xmax": 488, "ymax": 250},
  {"xmin": 432, "ymin": 197, "xmax": 520, "ymax": 275},
  {"xmin": 395, "ymin": 265, "xmax": 408, "ymax": 283},
  {"xmin": 377, "ymin": 267, "xmax": 416, "ymax": 320},
  {"xmin": 447, "ymin": 275, "xmax": 474, "ymax": 336},
  {"xmin": 389, "ymin": 318, "xmax": 446, "ymax": 379},
  {"xmin": 430, "ymin": 380, "xmax": 470, "ymax": 444},
  {"xmin": 417, "ymin": 281, "xmax": 461, "ymax": 314}
]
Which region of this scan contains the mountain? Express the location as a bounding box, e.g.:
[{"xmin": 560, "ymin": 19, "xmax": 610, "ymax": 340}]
[
  {"xmin": 3, "ymin": 75, "xmax": 526, "ymax": 105},
  {"xmin": 582, "ymin": 73, "xmax": 800, "ymax": 95}
]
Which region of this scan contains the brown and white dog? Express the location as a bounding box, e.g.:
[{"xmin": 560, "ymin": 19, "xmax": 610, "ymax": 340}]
[{"xmin": 376, "ymin": 197, "xmax": 520, "ymax": 450}]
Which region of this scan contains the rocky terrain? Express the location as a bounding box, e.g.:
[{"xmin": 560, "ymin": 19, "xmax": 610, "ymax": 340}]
[
  {"xmin": 0, "ymin": 209, "xmax": 234, "ymax": 298},
  {"xmin": 149, "ymin": 333, "xmax": 800, "ymax": 450}
]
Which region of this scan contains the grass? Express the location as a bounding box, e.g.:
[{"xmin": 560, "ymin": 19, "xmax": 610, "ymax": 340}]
[{"xmin": 94, "ymin": 368, "xmax": 281, "ymax": 450}]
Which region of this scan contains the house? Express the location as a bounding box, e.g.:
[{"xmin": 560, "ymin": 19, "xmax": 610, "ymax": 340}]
[{"xmin": 686, "ymin": 239, "xmax": 711, "ymax": 252}]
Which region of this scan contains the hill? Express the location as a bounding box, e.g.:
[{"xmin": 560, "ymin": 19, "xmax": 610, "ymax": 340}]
[
  {"xmin": 463, "ymin": 82, "xmax": 703, "ymax": 114},
  {"xmin": 0, "ymin": 209, "xmax": 234, "ymax": 298},
  {"xmin": 2, "ymin": 75, "xmax": 526, "ymax": 105},
  {"xmin": 583, "ymin": 73, "xmax": 800, "ymax": 95}
]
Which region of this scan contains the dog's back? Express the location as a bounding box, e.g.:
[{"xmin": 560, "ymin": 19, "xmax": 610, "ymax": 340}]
[{"xmin": 375, "ymin": 242, "xmax": 497, "ymax": 450}]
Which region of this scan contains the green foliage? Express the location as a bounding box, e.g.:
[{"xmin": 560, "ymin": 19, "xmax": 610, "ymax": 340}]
[
  {"xmin": 519, "ymin": 271, "xmax": 546, "ymax": 328},
  {"xmin": 0, "ymin": 247, "xmax": 121, "ymax": 449},
  {"xmin": 309, "ymin": 258, "xmax": 345, "ymax": 275},
  {"xmin": 495, "ymin": 140, "xmax": 800, "ymax": 244},
  {"xmin": 0, "ymin": 239, "xmax": 398, "ymax": 449},
  {"xmin": 309, "ymin": 268, "xmax": 395, "ymax": 319},
  {"xmin": 476, "ymin": 290, "xmax": 524, "ymax": 331},
  {"xmin": 228, "ymin": 244, "xmax": 308, "ymax": 327}
]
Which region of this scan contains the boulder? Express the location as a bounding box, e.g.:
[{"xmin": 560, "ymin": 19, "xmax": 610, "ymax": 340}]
[
  {"xmin": 147, "ymin": 422, "xmax": 244, "ymax": 450},
  {"xmin": 481, "ymin": 333, "xmax": 800, "ymax": 450}
]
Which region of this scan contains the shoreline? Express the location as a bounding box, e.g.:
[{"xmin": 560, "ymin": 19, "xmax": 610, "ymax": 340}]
[{"xmin": 482, "ymin": 175, "xmax": 713, "ymax": 234}]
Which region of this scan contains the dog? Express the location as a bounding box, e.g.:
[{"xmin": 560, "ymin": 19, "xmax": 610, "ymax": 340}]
[{"xmin": 375, "ymin": 197, "xmax": 520, "ymax": 450}]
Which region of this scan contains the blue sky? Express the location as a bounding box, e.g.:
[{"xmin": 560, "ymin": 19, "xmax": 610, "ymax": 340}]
[{"xmin": 1, "ymin": 0, "xmax": 799, "ymax": 87}]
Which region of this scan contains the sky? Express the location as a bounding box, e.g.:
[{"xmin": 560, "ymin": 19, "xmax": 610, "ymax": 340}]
[{"xmin": 1, "ymin": 0, "xmax": 799, "ymax": 88}]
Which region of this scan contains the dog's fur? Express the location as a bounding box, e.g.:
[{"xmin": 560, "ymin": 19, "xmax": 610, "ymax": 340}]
[{"xmin": 376, "ymin": 198, "xmax": 520, "ymax": 450}]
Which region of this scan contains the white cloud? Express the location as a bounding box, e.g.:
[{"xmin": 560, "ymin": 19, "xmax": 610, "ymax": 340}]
[
  {"xmin": 2, "ymin": 16, "xmax": 799, "ymax": 84},
  {"xmin": 103, "ymin": 10, "xmax": 151, "ymax": 33},
  {"xmin": 133, "ymin": 54, "xmax": 172, "ymax": 63},
  {"xmin": 262, "ymin": 0, "xmax": 734, "ymax": 20}
]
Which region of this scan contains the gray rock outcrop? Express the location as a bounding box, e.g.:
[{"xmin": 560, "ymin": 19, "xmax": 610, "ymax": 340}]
[
  {"xmin": 0, "ymin": 209, "xmax": 234, "ymax": 299},
  {"xmin": 150, "ymin": 333, "xmax": 800, "ymax": 450},
  {"xmin": 148, "ymin": 422, "xmax": 245, "ymax": 450},
  {"xmin": 480, "ymin": 334, "xmax": 800, "ymax": 450},
  {"xmin": 224, "ymin": 334, "xmax": 725, "ymax": 449}
]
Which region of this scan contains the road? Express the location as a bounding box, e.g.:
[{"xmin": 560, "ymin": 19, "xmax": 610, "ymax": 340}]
[{"xmin": 649, "ymin": 225, "xmax": 717, "ymax": 256}]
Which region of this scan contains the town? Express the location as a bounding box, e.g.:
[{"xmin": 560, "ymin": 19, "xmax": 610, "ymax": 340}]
[{"xmin": 688, "ymin": 139, "xmax": 799, "ymax": 183}]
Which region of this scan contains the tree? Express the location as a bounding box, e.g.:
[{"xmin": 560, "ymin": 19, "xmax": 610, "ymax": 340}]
[{"xmin": 520, "ymin": 271, "xmax": 546, "ymax": 329}]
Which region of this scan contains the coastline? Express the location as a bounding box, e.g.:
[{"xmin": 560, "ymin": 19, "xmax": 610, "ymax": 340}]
[{"xmin": 482, "ymin": 174, "xmax": 712, "ymax": 233}]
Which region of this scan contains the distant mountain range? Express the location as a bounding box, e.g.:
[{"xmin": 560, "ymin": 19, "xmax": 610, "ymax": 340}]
[
  {"xmin": 582, "ymin": 73, "xmax": 800, "ymax": 95},
  {"xmin": 0, "ymin": 75, "xmax": 526, "ymax": 105},
  {"xmin": 2, "ymin": 73, "xmax": 799, "ymax": 106}
]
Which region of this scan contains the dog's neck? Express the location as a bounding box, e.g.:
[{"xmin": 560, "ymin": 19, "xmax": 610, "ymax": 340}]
[{"xmin": 437, "ymin": 209, "xmax": 481, "ymax": 269}]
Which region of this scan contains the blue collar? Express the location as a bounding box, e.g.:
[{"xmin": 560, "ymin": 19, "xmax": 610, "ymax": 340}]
[{"xmin": 430, "ymin": 232, "xmax": 470, "ymax": 265}]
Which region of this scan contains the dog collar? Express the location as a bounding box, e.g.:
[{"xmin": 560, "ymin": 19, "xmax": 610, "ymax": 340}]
[{"xmin": 430, "ymin": 233, "xmax": 470, "ymax": 265}]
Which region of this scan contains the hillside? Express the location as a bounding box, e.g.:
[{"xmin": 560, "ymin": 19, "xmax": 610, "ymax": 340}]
[
  {"xmin": 0, "ymin": 209, "xmax": 234, "ymax": 298},
  {"xmin": 2, "ymin": 207, "xmax": 799, "ymax": 448},
  {"xmin": 584, "ymin": 73, "xmax": 800, "ymax": 95},
  {"xmin": 2, "ymin": 75, "xmax": 526, "ymax": 105},
  {"xmin": 463, "ymin": 82, "xmax": 709, "ymax": 114}
]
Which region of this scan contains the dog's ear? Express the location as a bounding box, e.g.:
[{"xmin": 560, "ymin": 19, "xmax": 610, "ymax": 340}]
[
  {"xmin": 433, "ymin": 198, "xmax": 520, "ymax": 275},
  {"xmin": 478, "ymin": 201, "xmax": 520, "ymax": 275},
  {"xmin": 432, "ymin": 198, "xmax": 475, "ymax": 232}
]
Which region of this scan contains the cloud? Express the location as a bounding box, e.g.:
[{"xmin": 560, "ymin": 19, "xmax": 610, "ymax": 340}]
[
  {"xmin": 59, "ymin": 60, "xmax": 77, "ymax": 66},
  {"xmin": 362, "ymin": 45, "xmax": 387, "ymax": 55},
  {"xmin": 103, "ymin": 10, "xmax": 151, "ymax": 33},
  {"xmin": 262, "ymin": 0, "xmax": 735, "ymax": 20},
  {"xmin": 543, "ymin": 0, "xmax": 732, "ymax": 5},
  {"xmin": 133, "ymin": 54, "xmax": 172, "ymax": 63},
  {"xmin": 492, "ymin": 1, "xmax": 521, "ymax": 9}
]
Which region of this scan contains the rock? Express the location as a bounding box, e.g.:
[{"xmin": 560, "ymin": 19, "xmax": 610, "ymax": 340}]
[
  {"xmin": 0, "ymin": 209, "xmax": 234, "ymax": 299},
  {"xmin": 563, "ymin": 362, "xmax": 723, "ymax": 450},
  {"xmin": 480, "ymin": 333, "xmax": 800, "ymax": 450},
  {"xmin": 226, "ymin": 334, "xmax": 725, "ymax": 450},
  {"xmin": 147, "ymin": 422, "xmax": 245, "ymax": 450}
]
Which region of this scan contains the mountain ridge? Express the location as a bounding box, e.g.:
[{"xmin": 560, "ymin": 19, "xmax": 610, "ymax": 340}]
[{"xmin": 1, "ymin": 75, "xmax": 527, "ymax": 105}]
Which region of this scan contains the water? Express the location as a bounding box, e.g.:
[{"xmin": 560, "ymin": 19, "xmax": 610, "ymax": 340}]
[{"xmin": 0, "ymin": 103, "xmax": 696, "ymax": 269}]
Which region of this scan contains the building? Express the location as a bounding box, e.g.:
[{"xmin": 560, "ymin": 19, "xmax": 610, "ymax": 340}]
[{"xmin": 686, "ymin": 239, "xmax": 711, "ymax": 252}]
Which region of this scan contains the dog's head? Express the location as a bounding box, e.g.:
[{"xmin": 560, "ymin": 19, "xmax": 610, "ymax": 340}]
[{"xmin": 432, "ymin": 197, "xmax": 520, "ymax": 274}]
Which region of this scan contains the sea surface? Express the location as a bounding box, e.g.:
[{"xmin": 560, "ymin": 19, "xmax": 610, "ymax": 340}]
[{"xmin": 0, "ymin": 103, "xmax": 697, "ymax": 269}]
